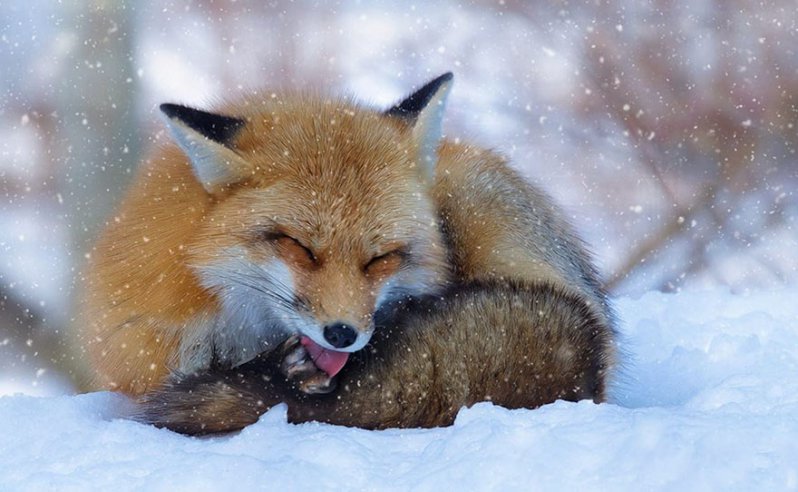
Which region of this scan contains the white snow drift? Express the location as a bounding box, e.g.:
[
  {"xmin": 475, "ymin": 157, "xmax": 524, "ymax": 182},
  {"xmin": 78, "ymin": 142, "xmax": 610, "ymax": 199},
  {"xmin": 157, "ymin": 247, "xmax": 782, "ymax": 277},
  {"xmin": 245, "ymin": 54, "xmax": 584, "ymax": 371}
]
[{"xmin": 1, "ymin": 287, "xmax": 797, "ymax": 490}]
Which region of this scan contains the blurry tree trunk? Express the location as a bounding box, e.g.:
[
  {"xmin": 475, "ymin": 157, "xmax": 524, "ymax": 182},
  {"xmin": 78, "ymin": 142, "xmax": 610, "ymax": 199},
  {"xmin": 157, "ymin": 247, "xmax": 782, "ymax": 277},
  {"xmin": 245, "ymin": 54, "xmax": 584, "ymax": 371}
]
[
  {"xmin": 54, "ymin": 1, "xmax": 140, "ymax": 388},
  {"xmin": 58, "ymin": 1, "xmax": 140, "ymax": 258},
  {"xmin": 0, "ymin": 289, "xmax": 44, "ymax": 387}
]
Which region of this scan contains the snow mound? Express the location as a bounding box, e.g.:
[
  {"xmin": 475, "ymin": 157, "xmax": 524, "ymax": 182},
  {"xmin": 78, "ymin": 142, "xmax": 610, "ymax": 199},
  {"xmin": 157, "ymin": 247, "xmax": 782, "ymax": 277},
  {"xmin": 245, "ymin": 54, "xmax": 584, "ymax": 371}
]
[{"xmin": 1, "ymin": 288, "xmax": 797, "ymax": 490}]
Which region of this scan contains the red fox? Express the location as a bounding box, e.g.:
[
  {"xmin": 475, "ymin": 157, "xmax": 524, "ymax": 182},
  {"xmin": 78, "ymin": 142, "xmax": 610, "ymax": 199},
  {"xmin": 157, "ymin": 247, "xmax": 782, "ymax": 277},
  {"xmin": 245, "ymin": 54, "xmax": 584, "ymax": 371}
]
[
  {"xmin": 139, "ymin": 280, "xmax": 614, "ymax": 435},
  {"xmin": 76, "ymin": 73, "xmax": 615, "ymax": 397}
]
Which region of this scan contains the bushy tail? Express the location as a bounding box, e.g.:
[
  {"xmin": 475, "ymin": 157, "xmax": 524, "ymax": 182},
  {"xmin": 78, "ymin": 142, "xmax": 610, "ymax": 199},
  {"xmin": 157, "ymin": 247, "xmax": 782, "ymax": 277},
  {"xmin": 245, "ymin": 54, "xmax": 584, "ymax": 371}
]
[
  {"xmin": 135, "ymin": 356, "xmax": 287, "ymax": 435},
  {"xmin": 137, "ymin": 280, "xmax": 615, "ymax": 435}
]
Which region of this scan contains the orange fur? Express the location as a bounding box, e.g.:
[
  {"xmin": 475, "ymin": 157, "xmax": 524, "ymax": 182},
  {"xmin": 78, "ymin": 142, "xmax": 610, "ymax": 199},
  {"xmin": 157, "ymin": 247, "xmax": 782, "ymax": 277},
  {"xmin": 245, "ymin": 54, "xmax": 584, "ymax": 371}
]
[
  {"xmin": 77, "ymin": 84, "xmax": 612, "ymax": 395},
  {"xmin": 77, "ymin": 95, "xmax": 449, "ymax": 394}
]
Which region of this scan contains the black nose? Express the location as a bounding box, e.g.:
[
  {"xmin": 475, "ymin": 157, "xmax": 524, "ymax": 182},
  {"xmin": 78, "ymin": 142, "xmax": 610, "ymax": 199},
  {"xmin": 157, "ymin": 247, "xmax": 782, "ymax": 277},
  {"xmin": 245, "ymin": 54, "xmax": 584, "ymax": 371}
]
[{"xmin": 323, "ymin": 323, "xmax": 358, "ymax": 349}]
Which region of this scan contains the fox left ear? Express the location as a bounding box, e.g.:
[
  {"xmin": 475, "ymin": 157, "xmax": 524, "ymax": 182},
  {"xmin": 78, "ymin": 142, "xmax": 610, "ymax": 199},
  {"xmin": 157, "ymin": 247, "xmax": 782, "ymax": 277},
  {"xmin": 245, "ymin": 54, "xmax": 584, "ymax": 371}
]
[
  {"xmin": 386, "ymin": 72, "xmax": 453, "ymax": 182},
  {"xmin": 160, "ymin": 103, "xmax": 249, "ymax": 193}
]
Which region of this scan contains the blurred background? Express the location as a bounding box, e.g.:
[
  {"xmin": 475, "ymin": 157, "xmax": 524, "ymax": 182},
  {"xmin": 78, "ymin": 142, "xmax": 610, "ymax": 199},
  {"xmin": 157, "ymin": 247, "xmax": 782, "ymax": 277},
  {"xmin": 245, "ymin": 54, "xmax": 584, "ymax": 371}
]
[{"xmin": 1, "ymin": 0, "xmax": 796, "ymax": 395}]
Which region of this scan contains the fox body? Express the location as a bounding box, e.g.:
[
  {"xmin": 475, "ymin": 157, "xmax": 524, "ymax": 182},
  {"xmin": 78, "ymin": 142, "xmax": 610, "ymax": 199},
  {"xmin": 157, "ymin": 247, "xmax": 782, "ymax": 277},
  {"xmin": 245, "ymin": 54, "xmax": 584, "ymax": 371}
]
[
  {"xmin": 77, "ymin": 73, "xmax": 614, "ymax": 396},
  {"xmin": 140, "ymin": 280, "xmax": 613, "ymax": 435}
]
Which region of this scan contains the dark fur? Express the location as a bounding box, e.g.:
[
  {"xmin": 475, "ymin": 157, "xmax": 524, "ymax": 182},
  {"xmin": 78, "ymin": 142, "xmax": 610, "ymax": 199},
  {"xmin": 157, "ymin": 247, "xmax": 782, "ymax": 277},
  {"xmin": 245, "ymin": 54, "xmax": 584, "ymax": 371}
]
[
  {"xmin": 138, "ymin": 280, "xmax": 613, "ymax": 435},
  {"xmin": 385, "ymin": 72, "xmax": 454, "ymax": 121},
  {"xmin": 159, "ymin": 103, "xmax": 245, "ymax": 145}
]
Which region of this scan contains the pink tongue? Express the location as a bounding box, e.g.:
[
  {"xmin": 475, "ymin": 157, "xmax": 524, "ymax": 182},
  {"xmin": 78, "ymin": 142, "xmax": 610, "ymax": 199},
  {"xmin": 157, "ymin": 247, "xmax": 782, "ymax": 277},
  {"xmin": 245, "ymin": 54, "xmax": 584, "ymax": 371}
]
[{"xmin": 300, "ymin": 336, "xmax": 350, "ymax": 377}]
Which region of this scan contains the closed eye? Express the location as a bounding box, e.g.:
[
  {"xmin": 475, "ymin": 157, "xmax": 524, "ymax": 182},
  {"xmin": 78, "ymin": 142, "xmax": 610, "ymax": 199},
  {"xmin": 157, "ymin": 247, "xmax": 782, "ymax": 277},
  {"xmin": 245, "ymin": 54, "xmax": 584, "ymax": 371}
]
[
  {"xmin": 364, "ymin": 249, "xmax": 406, "ymax": 275},
  {"xmin": 260, "ymin": 230, "xmax": 317, "ymax": 264}
]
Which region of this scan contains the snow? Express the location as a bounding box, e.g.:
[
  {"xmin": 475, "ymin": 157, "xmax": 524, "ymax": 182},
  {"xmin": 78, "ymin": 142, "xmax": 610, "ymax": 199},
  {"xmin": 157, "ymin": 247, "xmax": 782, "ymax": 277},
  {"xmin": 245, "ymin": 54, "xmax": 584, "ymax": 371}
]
[{"xmin": 1, "ymin": 287, "xmax": 797, "ymax": 490}]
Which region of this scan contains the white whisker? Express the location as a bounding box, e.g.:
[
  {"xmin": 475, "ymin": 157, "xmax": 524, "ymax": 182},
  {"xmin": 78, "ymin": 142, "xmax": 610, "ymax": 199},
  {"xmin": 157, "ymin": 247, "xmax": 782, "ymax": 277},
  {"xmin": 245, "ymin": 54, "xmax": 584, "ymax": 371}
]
[{"xmin": 179, "ymin": 253, "xmax": 304, "ymax": 372}]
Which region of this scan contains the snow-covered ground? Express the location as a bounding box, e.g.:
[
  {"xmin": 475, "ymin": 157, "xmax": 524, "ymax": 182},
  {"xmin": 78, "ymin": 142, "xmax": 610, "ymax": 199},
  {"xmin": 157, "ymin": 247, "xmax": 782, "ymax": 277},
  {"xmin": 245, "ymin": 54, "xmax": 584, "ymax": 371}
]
[{"xmin": 1, "ymin": 288, "xmax": 796, "ymax": 490}]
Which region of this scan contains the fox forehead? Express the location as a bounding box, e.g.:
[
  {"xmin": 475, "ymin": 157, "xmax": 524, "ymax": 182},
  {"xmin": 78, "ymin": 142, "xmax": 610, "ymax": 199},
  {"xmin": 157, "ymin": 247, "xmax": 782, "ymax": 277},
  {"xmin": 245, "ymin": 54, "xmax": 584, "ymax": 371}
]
[{"xmin": 223, "ymin": 95, "xmax": 418, "ymax": 186}]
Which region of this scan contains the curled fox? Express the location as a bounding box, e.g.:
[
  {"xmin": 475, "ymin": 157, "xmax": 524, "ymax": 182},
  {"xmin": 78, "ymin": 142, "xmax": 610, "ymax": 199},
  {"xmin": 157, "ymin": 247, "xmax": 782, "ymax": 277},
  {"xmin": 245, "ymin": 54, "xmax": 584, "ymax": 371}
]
[{"xmin": 76, "ymin": 73, "xmax": 616, "ymax": 431}]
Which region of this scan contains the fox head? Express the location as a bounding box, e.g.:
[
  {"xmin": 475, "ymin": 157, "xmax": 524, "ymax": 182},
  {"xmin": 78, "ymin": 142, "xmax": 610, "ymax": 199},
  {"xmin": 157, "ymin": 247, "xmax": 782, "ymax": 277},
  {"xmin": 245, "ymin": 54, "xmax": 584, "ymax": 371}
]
[{"xmin": 161, "ymin": 73, "xmax": 453, "ymax": 360}]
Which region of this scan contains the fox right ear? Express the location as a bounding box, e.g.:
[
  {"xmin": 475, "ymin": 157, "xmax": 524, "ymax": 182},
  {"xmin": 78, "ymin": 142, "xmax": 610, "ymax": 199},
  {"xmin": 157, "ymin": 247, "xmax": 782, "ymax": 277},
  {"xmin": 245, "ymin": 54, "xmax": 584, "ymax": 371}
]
[
  {"xmin": 160, "ymin": 103, "xmax": 249, "ymax": 193},
  {"xmin": 385, "ymin": 72, "xmax": 453, "ymax": 183}
]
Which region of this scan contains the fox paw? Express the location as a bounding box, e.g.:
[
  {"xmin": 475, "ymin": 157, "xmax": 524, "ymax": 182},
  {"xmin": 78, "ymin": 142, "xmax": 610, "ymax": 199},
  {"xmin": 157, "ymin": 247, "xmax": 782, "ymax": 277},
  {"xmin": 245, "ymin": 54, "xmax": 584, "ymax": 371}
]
[{"xmin": 279, "ymin": 336, "xmax": 337, "ymax": 395}]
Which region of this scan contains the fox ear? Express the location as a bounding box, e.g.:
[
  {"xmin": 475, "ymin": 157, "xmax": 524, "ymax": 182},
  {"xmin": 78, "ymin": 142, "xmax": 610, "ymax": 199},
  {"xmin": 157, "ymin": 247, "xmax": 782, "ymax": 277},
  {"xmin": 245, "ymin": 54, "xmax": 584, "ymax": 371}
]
[
  {"xmin": 386, "ymin": 72, "xmax": 453, "ymax": 182},
  {"xmin": 160, "ymin": 103, "xmax": 249, "ymax": 193}
]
